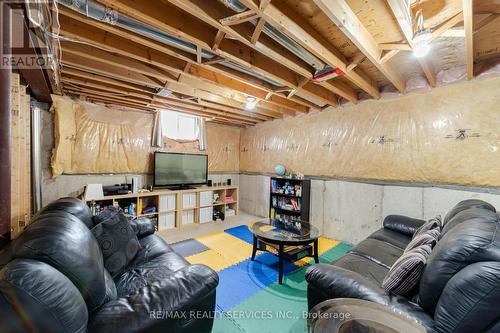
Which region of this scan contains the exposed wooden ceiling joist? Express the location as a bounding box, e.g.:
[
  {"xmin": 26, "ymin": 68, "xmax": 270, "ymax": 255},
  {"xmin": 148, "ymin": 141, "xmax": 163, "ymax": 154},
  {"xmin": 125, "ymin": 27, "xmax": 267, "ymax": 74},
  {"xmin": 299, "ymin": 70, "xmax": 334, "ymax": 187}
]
[
  {"xmin": 61, "ymin": 74, "xmax": 271, "ymax": 123},
  {"xmin": 60, "ymin": 53, "xmax": 278, "ymax": 123},
  {"xmin": 58, "ymin": 6, "xmax": 307, "ymax": 115},
  {"xmin": 463, "ymin": 0, "xmax": 474, "ymax": 80},
  {"xmin": 62, "ymin": 86, "xmax": 259, "ymax": 126},
  {"xmin": 237, "ymin": 0, "xmax": 380, "ymax": 99},
  {"xmin": 313, "ymin": 0, "xmax": 407, "ymax": 91},
  {"xmin": 61, "ymin": 68, "xmax": 279, "ymax": 121},
  {"xmin": 94, "ymin": 0, "xmax": 342, "ymax": 107},
  {"xmin": 385, "ymin": 0, "xmax": 437, "ymax": 87}
]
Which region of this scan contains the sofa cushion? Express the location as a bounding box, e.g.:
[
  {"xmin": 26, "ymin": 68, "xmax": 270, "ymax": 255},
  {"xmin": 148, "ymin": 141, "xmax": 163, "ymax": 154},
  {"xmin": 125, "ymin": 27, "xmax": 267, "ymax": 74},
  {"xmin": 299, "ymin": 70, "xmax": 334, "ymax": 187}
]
[
  {"xmin": 127, "ymin": 234, "xmax": 174, "ymax": 268},
  {"xmin": 419, "ymin": 213, "xmax": 500, "ymax": 314},
  {"xmin": 103, "ymin": 268, "xmax": 118, "ymax": 303},
  {"xmin": 405, "ymin": 228, "xmax": 440, "ymax": 253},
  {"xmin": 0, "ymin": 259, "xmax": 88, "ymax": 333},
  {"xmin": 383, "ymin": 215, "xmax": 426, "ymax": 236},
  {"xmin": 33, "ymin": 197, "xmax": 93, "ymax": 228},
  {"xmin": 91, "ymin": 211, "xmax": 140, "ymax": 277},
  {"xmin": 115, "ymin": 251, "xmax": 190, "ymax": 297},
  {"xmin": 413, "ymin": 216, "xmax": 441, "ymax": 239},
  {"xmin": 4, "ymin": 211, "xmax": 106, "ymax": 311},
  {"xmin": 382, "ymin": 244, "xmax": 432, "ymax": 296},
  {"xmin": 350, "ymin": 238, "xmax": 404, "ymax": 268},
  {"xmin": 444, "ymin": 199, "xmax": 496, "ymax": 225},
  {"xmin": 333, "ymin": 253, "xmax": 389, "ymax": 285},
  {"xmin": 368, "ymin": 228, "xmax": 412, "ymax": 250},
  {"xmin": 89, "ymin": 265, "xmax": 219, "ymax": 333}
]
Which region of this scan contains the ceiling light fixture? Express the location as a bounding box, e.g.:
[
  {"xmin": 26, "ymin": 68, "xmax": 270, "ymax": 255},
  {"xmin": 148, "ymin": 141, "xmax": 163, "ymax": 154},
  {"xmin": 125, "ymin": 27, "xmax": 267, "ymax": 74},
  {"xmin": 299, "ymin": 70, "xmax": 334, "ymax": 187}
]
[
  {"xmin": 245, "ymin": 96, "xmax": 258, "ymax": 111},
  {"xmin": 412, "ymin": 9, "xmax": 432, "ymax": 58}
]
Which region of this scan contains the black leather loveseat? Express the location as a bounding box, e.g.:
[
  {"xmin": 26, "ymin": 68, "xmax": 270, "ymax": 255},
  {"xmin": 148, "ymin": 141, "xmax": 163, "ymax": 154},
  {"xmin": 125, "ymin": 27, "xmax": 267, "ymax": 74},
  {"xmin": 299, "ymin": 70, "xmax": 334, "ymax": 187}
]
[
  {"xmin": 0, "ymin": 197, "xmax": 219, "ymax": 333},
  {"xmin": 306, "ymin": 199, "xmax": 500, "ymax": 333}
]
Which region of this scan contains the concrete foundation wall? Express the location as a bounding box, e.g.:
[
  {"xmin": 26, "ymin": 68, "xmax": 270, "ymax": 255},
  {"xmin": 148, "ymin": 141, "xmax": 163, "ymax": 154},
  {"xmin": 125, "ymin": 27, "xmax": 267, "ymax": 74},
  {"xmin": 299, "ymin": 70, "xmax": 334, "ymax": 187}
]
[{"xmin": 239, "ymin": 174, "xmax": 500, "ymax": 244}]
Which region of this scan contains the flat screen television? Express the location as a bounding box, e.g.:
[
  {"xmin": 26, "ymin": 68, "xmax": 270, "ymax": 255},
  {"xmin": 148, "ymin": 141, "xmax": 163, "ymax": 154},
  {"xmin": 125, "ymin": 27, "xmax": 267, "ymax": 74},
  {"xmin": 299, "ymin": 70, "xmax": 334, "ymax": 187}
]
[{"xmin": 153, "ymin": 152, "xmax": 208, "ymax": 189}]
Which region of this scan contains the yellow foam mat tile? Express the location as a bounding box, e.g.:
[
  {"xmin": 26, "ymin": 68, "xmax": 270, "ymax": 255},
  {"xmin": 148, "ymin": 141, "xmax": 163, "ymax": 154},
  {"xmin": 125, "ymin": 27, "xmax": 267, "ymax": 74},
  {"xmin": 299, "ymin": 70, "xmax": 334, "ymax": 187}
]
[
  {"xmin": 186, "ymin": 249, "xmax": 233, "ymax": 272},
  {"xmin": 195, "ymin": 232, "xmax": 253, "ymax": 265},
  {"xmin": 295, "ymin": 237, "xmax": 340, "ymax": 266}
]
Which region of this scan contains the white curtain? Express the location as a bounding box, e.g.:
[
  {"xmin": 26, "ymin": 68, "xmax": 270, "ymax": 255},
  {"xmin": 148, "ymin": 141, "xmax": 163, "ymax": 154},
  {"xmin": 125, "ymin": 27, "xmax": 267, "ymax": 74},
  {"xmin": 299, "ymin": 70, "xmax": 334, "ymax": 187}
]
[
  {"xmin": 151, "ymin": 111, "xmax": 163, "ymax": 147},
  {"xmin": 197, "ymin": 117, "xmax": 207, "ymax": 151}
]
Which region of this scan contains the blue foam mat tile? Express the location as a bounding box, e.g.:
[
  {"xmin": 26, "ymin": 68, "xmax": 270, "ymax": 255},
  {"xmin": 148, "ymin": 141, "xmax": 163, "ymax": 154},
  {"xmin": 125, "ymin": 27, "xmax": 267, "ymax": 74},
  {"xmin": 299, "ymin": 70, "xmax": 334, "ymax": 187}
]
[
  {"xmin": 224, "ymin": 225, "xmax": 254, "ymax": 245},
  {"xmin": 215, "ymin": 252, "xmax": 301, "ymax": 311},
  {"xmin": 170, "ymin": 238, "xmax": 209, "ymax": 257}
]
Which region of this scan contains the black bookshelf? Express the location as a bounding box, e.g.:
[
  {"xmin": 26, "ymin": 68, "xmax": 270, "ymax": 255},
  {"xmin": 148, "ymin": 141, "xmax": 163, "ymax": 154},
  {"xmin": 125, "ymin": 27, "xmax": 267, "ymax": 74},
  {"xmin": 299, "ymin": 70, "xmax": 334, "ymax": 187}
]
[{"xmin": 269, "ymin": 177, "xmax": 310, "ymax": 223}]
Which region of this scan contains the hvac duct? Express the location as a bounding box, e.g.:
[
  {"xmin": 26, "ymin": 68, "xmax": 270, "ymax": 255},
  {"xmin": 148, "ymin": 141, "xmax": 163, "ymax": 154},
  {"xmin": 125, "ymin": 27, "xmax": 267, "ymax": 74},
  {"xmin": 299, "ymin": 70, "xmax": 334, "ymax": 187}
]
[{"xmin": 217, "ymin": 0, "xmax": 331, "ymax": 74}]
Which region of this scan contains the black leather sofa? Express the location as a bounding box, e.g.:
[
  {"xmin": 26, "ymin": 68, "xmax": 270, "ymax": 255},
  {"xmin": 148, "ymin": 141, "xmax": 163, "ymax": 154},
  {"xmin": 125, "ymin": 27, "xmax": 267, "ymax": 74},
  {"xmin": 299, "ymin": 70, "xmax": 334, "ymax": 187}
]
[
  {"xmin": 0, "ymin": 197, "xmax": 219, "ymax": 333},
  {"xmin": 306, "ymin": 199, "xmax": 500, "ymax": 333}
]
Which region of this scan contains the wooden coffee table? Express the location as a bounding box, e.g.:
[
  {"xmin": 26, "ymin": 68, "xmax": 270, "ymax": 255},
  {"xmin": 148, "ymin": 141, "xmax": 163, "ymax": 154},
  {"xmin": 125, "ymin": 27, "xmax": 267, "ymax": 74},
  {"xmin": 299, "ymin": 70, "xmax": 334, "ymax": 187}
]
[{"xmin": 250, "ymin": 218, "xmax": 320, "ymax": 284}]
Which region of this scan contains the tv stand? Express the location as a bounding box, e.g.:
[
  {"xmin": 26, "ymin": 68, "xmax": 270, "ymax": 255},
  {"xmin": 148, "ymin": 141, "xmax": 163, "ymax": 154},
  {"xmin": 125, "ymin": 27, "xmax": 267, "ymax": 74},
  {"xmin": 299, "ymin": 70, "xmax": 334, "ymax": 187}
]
[{"xmin": 84, "ymin": 185, "xmax": 239, "ymax": 231}]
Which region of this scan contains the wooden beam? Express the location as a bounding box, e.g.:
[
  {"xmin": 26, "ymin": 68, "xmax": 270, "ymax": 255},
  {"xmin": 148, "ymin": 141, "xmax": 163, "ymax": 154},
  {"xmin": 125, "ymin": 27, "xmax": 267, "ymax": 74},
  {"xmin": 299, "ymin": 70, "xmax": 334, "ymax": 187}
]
[
  {"xmin": 380, "ymin": 50, "xmax": 399, "ymax": 64},
  {"xmin": 62, "ymin": 86, "xmax": 260, "ymax": 125},
  {"xmin": 474, "ymin": 13, "xmax": 499, "ymax": 34},
  {"xmin": 243, "ymin": 0, "xmax": 380, "ymax": 98},
  {"xmin": 68, "ymin": 3, "xmax": 336, "ymax": 109},
  {"xmin": 58, "ymin": 11, "xmax": 303, "ymax": 115},
  {"xmin": 60, "ymin": 67, "xmax": 278, "ymax": 121},
  {"xmin": 430, "ymin": 12, "xmax": 464, "ymax": 42},
  {"xmin": 161, "ymin": 0, "xmax": 357, "ymax": 104},
  {"xmin": 251, "ymin": 17, "xmax": 266, "ymax": 44},
  {"xmin": 60, "ymin": 40, "xmax": 283, "ymax": 118},
  {"xmin": 347, "ymin": 53, "xmax": 367, "ymax": 71},
  {"xmin": 313, "ymin": 0, "xmax": 405, "ymax": 91},
  {"xmin": 212, "ymin": 30, "xmax": 226, "ymax": 51},
  {"xmin": 378, "ymin": 43, "xmax": 412, "ymax": 51},
  {"xmin": 384, "ymin": 12, "xmax": 464, "ymax": 61},
  {"xmin": 385, "ymin": 0, "xmax": 436, "ymax": 87},
  {"xmin": 220, "ymin": 10, "xmax": 259, "ymax": 26},
  {"xmin": 463, "ymin": 0, "xmax": 474, "ymax": 80},
  {"xmin": 0, "ymin": 0, "xmax": 11, "ymax": 236},
  {"xmin": 196, "ymin": 45, "xmax": 202, "ymax": 64}
]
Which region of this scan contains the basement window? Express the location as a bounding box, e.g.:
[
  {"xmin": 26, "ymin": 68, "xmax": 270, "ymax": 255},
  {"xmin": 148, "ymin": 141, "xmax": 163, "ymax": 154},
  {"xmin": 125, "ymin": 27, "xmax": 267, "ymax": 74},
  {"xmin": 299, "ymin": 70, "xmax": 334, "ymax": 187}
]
[{"xmin": 161, "ymin": 110, "xmax": 199, "ymax": 141}]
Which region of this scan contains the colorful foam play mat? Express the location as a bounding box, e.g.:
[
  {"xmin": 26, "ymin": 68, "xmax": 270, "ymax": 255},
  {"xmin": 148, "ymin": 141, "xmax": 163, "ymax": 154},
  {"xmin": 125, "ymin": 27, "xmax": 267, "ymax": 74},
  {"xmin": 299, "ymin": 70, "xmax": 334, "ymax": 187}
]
[{"xmin": 170, "ymin": 223, "xmax": 352, "ymax": 333}]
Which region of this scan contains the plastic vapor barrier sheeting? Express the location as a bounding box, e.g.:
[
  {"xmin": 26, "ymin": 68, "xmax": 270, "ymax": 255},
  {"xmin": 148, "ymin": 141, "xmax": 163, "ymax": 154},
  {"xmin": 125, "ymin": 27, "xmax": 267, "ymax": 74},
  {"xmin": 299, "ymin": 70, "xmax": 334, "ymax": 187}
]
[
  {"xmin": 50, "ymin": 96, "xmax": 240, "ymax": 176},
  {"xmin": 240, "ymin": 77, "xmax": 500, "ymax": 188}
]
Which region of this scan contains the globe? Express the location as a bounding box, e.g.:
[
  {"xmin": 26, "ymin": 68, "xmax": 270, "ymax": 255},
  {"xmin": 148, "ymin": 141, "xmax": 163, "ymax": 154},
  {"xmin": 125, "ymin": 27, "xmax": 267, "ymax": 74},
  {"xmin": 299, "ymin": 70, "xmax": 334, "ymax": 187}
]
[{"xmin": 274, "ymin": 164, "xmax": 286, "ymax": 176}]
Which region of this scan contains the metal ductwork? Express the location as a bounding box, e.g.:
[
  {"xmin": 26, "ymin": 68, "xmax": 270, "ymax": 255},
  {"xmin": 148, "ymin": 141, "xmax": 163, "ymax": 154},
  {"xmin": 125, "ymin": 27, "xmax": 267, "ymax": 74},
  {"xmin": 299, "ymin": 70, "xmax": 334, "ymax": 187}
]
[
  {"xmin": 57, "ymin": 0, "xmax": 216, "ymax": 59},
  {"xmin": 57, "ymin": 0, "xmax": 335, "ymax": 95},
  {"xmin": 218, "ymin": 0, "xmax": 330, "ymax": 73},
  {"xmin": 57, "ymin": 0, "xmax": 291, "ymax": 90}
]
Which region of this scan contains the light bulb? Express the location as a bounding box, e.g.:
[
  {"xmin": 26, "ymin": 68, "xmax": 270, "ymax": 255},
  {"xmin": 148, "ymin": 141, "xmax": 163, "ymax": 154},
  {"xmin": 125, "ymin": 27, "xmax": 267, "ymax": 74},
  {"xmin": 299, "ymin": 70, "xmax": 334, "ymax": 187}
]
[
  {"xmin": 414, "ymin": 42, "xmax": 430, "ymax": 58},
  {"xmin": 245, "ymin": 96, "xmax": 257, "ymax": 110}
]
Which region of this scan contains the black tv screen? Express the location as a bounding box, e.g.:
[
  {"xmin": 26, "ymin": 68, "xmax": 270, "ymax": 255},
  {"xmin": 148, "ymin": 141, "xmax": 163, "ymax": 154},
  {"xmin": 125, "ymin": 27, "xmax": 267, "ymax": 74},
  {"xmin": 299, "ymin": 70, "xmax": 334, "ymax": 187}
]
[{"xmin": 153, "ymin": 152, "xmax": 208, "ymax": 187}]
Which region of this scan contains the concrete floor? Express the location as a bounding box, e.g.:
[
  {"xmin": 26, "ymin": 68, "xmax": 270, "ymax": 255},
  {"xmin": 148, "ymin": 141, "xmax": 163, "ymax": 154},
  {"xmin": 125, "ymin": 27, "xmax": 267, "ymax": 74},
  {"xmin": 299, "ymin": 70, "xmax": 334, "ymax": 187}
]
[{"xmin": 156, "ymin": 211, "xmax": 264, "ymax": 244}]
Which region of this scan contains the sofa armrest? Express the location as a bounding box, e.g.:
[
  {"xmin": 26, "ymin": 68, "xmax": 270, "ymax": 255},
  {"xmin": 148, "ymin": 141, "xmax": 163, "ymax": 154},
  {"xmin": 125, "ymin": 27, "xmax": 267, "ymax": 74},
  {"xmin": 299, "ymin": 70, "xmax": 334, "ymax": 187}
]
[
  {"xmin": 305, "ymin": 264, "xmax": 389, "ymax": 305},
  {"xmin": 383, "ymin": 215, "xmax": 425, "ymax": 236},
  {"xmin": 130, "ymin": 217, "xmax": 156, "ymax": 238},
  {"xmin": 89, "ymin": 264, "xmax": 219, "ymax": 333}
]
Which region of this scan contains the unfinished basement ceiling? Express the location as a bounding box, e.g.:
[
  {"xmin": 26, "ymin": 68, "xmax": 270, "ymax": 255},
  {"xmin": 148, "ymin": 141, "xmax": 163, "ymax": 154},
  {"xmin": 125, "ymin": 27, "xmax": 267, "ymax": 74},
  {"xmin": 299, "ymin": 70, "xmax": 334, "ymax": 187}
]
[{"xmin": 40, "ymin": 0, "xmax": 500, "ymax": 126}]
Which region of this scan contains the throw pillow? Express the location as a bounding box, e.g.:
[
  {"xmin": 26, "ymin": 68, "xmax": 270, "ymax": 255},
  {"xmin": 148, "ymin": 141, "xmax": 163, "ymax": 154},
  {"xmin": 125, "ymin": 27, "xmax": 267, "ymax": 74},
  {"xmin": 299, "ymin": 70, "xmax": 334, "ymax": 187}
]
[
  {"xmin": 93, "ymin": 206, "xmax": 122, "ymax": 226},
  {"xmin": 412, "ymin": 216, "xmax": 441, "ymax": 239},
  {"xmin": 91, "ymin": 209, "xmax": 140, "ymax": 277},
  {"xmin": 382, "ymin": 244, "xmax": 432, "ymax": 296},
  {"xmin": 405, "ymin": 228, "xmax": 441, "ymax": 253}
]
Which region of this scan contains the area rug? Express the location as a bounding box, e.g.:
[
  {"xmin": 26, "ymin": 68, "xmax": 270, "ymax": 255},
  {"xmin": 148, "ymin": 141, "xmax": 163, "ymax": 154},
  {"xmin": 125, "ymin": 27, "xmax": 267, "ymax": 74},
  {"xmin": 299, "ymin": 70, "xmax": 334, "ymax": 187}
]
[{"xmin": 171, "ymin": 223, "xmax": 352, "ymax": 333}]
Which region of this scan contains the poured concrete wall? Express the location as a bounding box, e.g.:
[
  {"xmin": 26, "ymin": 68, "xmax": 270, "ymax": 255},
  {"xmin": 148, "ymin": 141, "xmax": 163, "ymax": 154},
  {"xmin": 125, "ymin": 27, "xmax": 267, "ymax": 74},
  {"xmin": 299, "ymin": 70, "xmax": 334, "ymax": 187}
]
[{"xmin": 239, "ymin": 174, "xmax": 500, "ymax": 244}]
